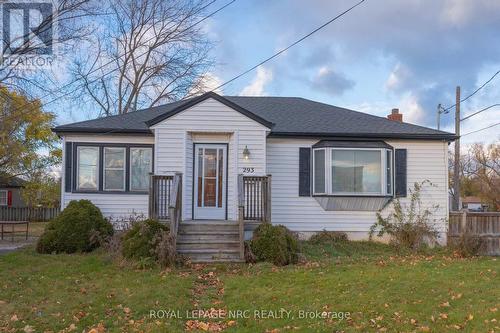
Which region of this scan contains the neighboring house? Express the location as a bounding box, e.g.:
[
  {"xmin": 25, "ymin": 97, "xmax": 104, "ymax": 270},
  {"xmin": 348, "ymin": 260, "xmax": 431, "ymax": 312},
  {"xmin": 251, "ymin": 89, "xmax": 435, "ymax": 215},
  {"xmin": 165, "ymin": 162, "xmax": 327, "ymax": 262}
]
[
  {"xmin": 0, "ymin": 176, "xmax": 26, "ymax": 208},
  {"xmin": 461, "ymin": 196, "xmax": 488, "ymax": 212},
  {"xmin": 53, "ymin": 92, "xmax": 456, "ymax": 260}
]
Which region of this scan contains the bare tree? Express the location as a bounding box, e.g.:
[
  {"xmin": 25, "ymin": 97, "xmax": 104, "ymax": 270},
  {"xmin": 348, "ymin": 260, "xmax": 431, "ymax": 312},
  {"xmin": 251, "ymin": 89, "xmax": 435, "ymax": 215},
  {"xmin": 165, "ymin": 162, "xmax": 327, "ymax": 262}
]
[
  {"xmin": 450, "ymin": 142, "xmax": 500, "ymax": 211},
  {"xmin": 0, "ymin": 0, "xmax": 98, "ymax": 97},
  {"xmin": 72, "ymin": 0, "xmax": 213, "ymax": 116}
]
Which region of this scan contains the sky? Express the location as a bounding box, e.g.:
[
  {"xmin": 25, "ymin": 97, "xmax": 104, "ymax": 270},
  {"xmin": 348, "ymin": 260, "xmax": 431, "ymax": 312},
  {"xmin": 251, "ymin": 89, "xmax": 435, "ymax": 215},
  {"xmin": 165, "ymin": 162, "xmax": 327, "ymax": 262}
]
[{"xmin": 55, "ymin": 0, "xmax": 500, "ymax": 145}]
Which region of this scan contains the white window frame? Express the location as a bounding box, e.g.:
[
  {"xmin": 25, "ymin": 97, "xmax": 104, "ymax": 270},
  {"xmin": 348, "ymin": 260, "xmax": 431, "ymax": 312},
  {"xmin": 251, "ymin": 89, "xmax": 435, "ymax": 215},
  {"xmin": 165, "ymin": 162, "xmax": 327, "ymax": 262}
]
[
  {"xmin": 129, "ymin": 147, "xmax": 153, "ymax": 192},
  {"xmin": 0, "ymin": 190, "xmax": 7, "ymax": 206},
  {"xmin": 312, "ymin": 148, "xmax": 327, "ymax": 195},
  {"xmin": 103, "ymin": 147, "xmax": 126, "ymax": 191},
  {"xmin": 76, "ymin": 146, "xmax": 100, "ymax": 191},
  {"xmin": 312, "ymin": 147, "xmax": 394, "ymax": 196}
]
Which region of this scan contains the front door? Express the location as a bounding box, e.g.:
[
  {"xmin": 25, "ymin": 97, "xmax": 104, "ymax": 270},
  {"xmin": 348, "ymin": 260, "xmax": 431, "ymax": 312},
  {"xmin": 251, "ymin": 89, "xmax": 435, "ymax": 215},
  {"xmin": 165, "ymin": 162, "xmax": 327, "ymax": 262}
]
[{"xmin": 194, "ymin": 144, "xmax": 227, "ymax": 219}]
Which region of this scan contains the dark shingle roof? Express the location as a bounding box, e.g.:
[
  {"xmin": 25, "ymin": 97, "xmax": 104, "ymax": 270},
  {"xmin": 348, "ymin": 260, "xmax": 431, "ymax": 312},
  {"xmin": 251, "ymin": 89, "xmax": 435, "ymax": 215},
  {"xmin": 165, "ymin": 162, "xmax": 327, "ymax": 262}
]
[
  {"xmin": 0, "ymin": 174, "xmax": 25, "ymax": 188},
  {"xmin": 53, "ymin": 92, "xmax": 456, "ymax": 140}
]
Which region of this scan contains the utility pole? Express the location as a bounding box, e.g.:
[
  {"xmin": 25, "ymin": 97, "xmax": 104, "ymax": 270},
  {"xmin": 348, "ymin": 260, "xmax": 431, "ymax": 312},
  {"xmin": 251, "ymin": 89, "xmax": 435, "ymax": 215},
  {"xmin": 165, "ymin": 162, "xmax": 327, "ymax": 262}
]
[
  {"xmin": 437, "ymin": 103, "xmax": 442, "ymax": 130},
  {"xmin": 453, "ymin": 86, "xmax": 460, "ymax": 211}
]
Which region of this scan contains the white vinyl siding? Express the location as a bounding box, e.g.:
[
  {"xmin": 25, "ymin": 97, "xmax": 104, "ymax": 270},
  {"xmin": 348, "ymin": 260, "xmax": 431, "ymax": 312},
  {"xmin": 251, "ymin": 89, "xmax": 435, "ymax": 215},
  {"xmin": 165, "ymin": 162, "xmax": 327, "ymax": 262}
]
[
  {"xmin": 267, "ymin": 138, "xmax": 449, "ymax": 239},
  {"xmin": 152, "ymin": 98, "xmax": 269, "ymax": 220}
]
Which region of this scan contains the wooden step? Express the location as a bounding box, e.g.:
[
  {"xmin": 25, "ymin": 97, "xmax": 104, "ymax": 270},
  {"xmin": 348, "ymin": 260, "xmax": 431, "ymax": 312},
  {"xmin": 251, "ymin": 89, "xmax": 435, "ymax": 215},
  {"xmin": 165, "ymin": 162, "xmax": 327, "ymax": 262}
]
[
  {"xmin": 176, "ymin": 241, "xmax": 240, "ymax": 251},
  {"xmin": 177, "ymin": 233, "xmax": 239, "ymax": 242},
  {"xmin": 177, "ymin": 249, "xmax": 242, "ymax": 263}
]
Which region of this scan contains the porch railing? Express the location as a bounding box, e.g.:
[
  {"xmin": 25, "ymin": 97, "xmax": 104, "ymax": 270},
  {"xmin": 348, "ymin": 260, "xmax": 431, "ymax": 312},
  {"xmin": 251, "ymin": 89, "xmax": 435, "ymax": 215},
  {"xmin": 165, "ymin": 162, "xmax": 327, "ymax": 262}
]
[
  {"xmin": 241, "ymin": 175, "xmax": 272, "ymax": 222},
  {"xmin": 149, "ymin": 173, "xmax": 182, "ymax": 251},
  {"xmin": 238, "ymin": 174, "xmax": 272, "ymax": 260},
  {"xmin": 148, "ymin": 175, "xmax": 173, "ymax": 221}
]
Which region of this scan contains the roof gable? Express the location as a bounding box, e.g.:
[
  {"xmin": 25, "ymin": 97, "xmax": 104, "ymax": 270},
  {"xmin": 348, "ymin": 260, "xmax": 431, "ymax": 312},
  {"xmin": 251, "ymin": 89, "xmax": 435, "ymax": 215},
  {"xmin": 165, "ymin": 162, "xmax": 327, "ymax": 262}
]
[{"xmin": 145, "ymin": 92, "xmax": 274, "ymax": 128}]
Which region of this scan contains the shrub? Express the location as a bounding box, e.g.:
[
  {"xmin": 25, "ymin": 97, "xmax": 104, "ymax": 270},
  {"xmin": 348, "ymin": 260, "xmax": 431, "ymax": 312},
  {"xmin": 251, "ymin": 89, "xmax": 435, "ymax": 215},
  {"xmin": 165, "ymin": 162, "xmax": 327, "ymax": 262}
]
[
  {"xmin": 121, "ymin": 219, "xmax": 168, "ymax": 260},
  {"xmin": 36, "ymin": 200, "xmax": 113, "ymax": 254},
  {"xmin": 453, "ymin": 232, "xmax": 484, "ymax": 257},
  {"xmin": 153, "ymin": 229, "xmax": 178, "ymax": 268},
  {"xmin": 369, "ymin": 180, "xmax": 439, "ymax": 252},
  {"xmin": 250, "ymin": 224, "xmax": 299, "ymax": 266},
  {"xmin": 309, "ymin": 230, "xmax": 348, "ymax": 244}
]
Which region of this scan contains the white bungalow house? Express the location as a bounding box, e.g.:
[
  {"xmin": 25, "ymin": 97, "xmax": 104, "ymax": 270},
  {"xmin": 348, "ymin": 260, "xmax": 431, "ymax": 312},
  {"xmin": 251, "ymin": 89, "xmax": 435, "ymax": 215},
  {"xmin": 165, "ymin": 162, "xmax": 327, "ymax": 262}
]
[{"xmin": 53, "ymin": 92, "xmax": 456, "ymax": 261}]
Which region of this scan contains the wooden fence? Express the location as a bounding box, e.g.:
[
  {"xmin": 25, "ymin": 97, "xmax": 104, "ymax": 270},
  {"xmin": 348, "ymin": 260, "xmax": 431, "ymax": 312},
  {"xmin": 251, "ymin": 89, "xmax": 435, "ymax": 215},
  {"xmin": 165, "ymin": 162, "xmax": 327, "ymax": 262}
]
[
  {"xmin": 0, "ymin": 206, "xmax": 60, "ymax": 222},
  {"xmin": 449, "ymin": 211, "xmax": 500, "ymax": 256}
]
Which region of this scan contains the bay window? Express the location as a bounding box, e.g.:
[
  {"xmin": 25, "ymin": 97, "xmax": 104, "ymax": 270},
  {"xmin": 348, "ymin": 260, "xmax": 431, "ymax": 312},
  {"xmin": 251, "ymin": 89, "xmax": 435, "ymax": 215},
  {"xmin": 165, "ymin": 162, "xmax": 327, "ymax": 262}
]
[
  {"xmin": 77, "ymin": 146, "xmax": 99, "ymax": 190},
  {"xmin": 104, "ymin": 147, "xmax": 126, "ymax": 191},
  {"xmin": 130, "ymin": 147, "xmax": 152, "ymax": 191},
  {"xmin": 313, "ymin": 148, "xmax": 393, "ymax": 196}
]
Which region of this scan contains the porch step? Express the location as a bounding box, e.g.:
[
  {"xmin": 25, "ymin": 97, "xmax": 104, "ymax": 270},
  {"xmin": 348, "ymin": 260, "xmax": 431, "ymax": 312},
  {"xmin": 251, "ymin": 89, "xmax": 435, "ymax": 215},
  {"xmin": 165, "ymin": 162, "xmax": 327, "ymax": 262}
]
[
  {"xmin": 177, "ymin": 240, "xmax": 240, "ymax": 251},
  {"xmin": 177, "ymin": 249, "xmax": 242, "ymax": 263},
  {"xmin": 178, "ymin": 232, "xmax": 239, "ymax": 242},
  {"xmin": 179, "ymin": 221, "xmax": 239, "ymax": 233},
  {"xmin": 176, "ymin": 220, "xmax": 242, "ymax": 262}
]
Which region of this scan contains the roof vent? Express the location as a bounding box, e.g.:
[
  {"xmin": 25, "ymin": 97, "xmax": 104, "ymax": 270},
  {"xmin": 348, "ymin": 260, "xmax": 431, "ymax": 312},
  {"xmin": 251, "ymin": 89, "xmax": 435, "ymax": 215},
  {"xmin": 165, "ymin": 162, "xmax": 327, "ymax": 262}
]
[{"xmin": 387, "ymin": 108, "xmax": 403, "ymax": 122}]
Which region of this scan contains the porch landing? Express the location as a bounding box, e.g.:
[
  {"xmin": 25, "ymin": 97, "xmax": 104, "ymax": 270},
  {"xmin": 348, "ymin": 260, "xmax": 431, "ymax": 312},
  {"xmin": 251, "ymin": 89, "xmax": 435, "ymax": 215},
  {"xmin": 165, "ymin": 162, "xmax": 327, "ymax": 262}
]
[{"xmin": 177, "ymin": 220, "xmax": 243, "ymax": 263}]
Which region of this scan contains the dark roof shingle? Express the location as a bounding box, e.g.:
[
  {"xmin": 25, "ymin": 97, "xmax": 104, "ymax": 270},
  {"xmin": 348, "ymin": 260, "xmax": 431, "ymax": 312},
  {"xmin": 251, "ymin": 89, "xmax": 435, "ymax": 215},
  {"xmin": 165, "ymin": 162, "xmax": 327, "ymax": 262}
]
[{"xmin": 53, "ymin": 93, "xmax": 456, "ymax": 140}]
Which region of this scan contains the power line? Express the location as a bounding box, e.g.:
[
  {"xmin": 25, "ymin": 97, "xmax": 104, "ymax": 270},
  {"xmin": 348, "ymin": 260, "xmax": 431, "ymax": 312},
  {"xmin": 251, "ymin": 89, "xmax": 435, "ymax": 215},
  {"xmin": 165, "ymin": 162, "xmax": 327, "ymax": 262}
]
[
  {"xmin": 442, "ymin": 70, "xmax": 500, "ymax": 112},
  {"xmin": 461, "ymin": 121, "xmax": 500, "ymax": 137},
  {"xmin": 461, "ymin": 103, "xmax": 500, "ymax": 121},
  {"xmin": 212, "ymin": 0, "xmax": 367, "ymax": 92}
]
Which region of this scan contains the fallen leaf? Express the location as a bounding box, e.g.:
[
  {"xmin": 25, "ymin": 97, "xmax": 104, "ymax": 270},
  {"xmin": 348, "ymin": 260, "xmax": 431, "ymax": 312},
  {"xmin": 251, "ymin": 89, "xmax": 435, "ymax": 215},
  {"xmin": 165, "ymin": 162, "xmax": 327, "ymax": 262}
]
[
  {"xmin": 23, "ymin": 325, "xmax": 34, "ymax": 333},
  {"xmin": 440, "ymin": 313, "xmax": 448, "ymax": 319},
  {"xmin": 440, "ymin": 301, "xmax": 450, "ymax": 307},
  {"xmin": 123, "ymin": 307, "xmax": 131, "ymax": 314},
  {"xmin": 10, "ymin": 314, "xmax": 18, "ymax": 322}
]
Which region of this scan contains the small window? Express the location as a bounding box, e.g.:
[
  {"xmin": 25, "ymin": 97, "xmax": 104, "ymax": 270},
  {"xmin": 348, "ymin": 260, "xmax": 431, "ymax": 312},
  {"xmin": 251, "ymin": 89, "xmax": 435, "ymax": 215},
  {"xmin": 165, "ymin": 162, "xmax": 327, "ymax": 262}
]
[
  {"xmin": 104, "ymin": 147, "xmax": 126, "ymax": 191},
  {"xmin": 313, "ymin": 149, "xmax": 326, "ymax": 194},
  {"xmin": 77, "ymin": 146, "xmax": 99, "ymax": 190},
  {"xmin": 130, "ymin": 147, "xmax": 152, "ymax": 191},
  {"xmin": 0, "ymin": 190, "xmax": 7, "ymax": 206}
]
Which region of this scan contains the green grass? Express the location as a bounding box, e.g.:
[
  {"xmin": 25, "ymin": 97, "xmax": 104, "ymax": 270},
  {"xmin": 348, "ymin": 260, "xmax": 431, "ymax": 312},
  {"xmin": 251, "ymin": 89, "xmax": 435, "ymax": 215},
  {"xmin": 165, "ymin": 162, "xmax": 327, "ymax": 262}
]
[{"xmin": 0, "ymin": 241, "xmax": 498, "ymax": 332}]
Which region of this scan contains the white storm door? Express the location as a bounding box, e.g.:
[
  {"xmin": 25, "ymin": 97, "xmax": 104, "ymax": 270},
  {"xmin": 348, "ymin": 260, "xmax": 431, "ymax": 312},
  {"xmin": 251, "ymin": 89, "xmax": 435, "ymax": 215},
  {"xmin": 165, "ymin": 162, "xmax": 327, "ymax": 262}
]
[{"xmin": 194, "ymin": 144, "xmax": 227, "ymax": 219}]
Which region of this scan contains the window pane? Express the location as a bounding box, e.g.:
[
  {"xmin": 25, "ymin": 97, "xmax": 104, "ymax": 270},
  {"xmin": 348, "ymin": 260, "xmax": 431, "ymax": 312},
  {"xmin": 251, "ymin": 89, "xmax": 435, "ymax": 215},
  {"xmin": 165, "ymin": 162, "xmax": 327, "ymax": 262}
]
[
  {"xmin": 78, "ymin": 147, "xmax": 98, "ymax": 190},
  {"xmin": 105, "ymin": 170, "xmax": 124, "ymax": 190},
  {"xmin": 105, "ymin": 148, "xmax": 125, "ymax": 168},
  {"xmin": 104, "ymin": 148, "xmax": 125, "ymax": 190},
  {"xmin": 0, "ymin": 191, "xmax": 7, "ymax": 205},
  {"xmin": 314, "ymin": 149, "xmax": 326, "ymax": 193},
  {"xmin": 332, "ymin": 150, "xmax": 381, "ymax": 194},
  {"xmin": 131, "ymin": 148, "xmax": 152, "ymax": 191}
]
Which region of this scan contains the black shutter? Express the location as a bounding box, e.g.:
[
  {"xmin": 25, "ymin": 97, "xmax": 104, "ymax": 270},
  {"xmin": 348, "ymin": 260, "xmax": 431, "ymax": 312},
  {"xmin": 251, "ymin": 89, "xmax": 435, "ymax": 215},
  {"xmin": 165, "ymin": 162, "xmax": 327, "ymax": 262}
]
[
  {"xmin": 299, "ymin": 147, "xmax": 311, "ymax": 196},
  {"xmin": 65, "ymin": 142, "xmax": 73, "ymax": 192},
  {"xmin": 395, "ymin": 149, "xmax": 407, "ymax": 197}
]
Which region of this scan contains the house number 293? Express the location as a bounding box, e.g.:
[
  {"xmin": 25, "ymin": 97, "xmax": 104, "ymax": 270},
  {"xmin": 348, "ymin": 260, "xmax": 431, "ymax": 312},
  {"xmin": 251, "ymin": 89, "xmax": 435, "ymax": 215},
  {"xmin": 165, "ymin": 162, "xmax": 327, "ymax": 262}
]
[{"xmin": 243, "ymin": 167, "xmax": 255, "ymax": 173}]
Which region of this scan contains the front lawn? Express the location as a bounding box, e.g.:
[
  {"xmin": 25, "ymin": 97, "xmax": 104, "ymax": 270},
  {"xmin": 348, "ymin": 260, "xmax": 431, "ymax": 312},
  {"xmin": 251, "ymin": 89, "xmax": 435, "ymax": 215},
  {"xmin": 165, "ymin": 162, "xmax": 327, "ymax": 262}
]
[{"xmin": 0, "ymin": 242, "xmax": 498, "ymax": 332}]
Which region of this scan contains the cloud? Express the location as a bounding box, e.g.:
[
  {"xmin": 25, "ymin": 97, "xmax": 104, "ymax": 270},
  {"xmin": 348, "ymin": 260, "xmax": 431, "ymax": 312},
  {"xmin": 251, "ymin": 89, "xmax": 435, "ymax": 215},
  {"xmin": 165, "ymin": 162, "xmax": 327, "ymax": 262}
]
[
  {"xmin": 240, "ymin": 66, "xmax": 273, "ymax": 96},
  {"xmin": 385, "ymin": 63, "xmax": 412, "ymax": 92},
  {"xmin": 311, "ymin": 66, "xmax": 355, "ymax": 96}
]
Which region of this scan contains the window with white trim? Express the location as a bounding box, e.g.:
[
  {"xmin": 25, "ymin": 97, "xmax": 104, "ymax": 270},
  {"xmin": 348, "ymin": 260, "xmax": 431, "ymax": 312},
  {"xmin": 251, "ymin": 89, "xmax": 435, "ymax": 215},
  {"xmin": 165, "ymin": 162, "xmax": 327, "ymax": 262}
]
[
  {"xmin": 130, "ymin": 147, "xmax": 152, "ymax": 191},
  {"xmin": 313, "ymin": 148, "xmax": 393, "ymax": 196},
  {"xmin": 0, "ymin": 190, "xmax": 7, "ymax": 206},
  {"xmin": 104, "ymin": 147, "xmax": 126, "ymax": 191},
  {"xmin": 77, "ymin": 146, "xmax": 99, "ymax": 190}
]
